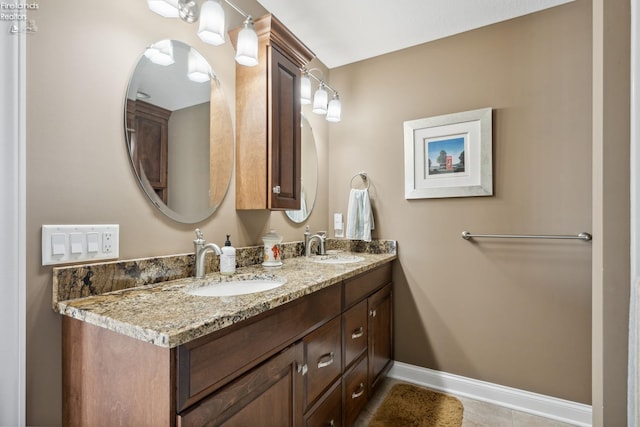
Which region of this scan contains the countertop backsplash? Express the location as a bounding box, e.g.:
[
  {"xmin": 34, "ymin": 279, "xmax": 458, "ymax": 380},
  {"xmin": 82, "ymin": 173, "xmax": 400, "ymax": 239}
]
[{"xmin": 52, "ymin": 238, "xmax": 397, "ymax": 307}]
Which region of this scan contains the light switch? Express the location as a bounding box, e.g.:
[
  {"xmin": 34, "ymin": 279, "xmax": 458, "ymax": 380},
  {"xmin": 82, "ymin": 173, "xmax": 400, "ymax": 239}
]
[
  {"xmin": 87, "ymin": 232, "xmax": 99, "ymax": 253},
  {"xmin": 70, "ymin": 233, "xmax": 83, "ymax": 254},
  {"xmin": 51, "ymin": 233, "xmax": 66, "ymax": 256},
  {"xmin": 42, "ymin": 224, "xmax": 119, "ymax": 266}
]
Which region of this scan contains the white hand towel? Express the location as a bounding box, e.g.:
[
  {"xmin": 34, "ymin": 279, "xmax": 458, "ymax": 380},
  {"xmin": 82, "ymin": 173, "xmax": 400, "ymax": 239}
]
[
  {"xmin": 288, "ymin": 189, "xmax": 308, "ymax": 222},
  {"xmin": 346, "ymin": 188, "xmax": 375, "ymax": 241}
]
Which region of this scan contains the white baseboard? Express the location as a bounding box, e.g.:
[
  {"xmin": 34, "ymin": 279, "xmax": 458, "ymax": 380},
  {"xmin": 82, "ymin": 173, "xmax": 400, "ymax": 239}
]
[{"xmin": 388, "ymin": 361, "xmax": 592, "ymax": 427}]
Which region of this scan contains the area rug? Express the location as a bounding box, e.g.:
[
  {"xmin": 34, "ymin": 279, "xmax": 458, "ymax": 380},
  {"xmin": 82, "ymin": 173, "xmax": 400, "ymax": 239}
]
[{"xmin": 369, "ymin": 383, "xmax": 464, "ymax": 427}]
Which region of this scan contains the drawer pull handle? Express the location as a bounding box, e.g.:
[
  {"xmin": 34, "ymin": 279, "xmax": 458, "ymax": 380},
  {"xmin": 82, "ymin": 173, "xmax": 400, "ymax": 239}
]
[
  {"xmin": 317, "ymin": 352, "xmax": 335, "ymax": 369},
  {"xmin": 351, "ymin": 326, "xmax": 364, "ymax": 339},
  {"xmin": 351, "ymin": 382, "xmax": 365, "ymax": 399}
]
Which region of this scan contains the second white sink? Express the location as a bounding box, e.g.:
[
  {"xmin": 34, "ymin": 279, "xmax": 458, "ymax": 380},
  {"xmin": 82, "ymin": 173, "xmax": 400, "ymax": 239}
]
[{"xmin": 186, "ymin": 276, "xmax": 286, "ymax": 297}]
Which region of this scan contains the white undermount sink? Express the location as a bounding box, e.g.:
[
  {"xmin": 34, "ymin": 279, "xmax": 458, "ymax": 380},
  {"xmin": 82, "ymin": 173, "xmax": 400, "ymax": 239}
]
[
  {"xmin": 309, "ymin": 254, "xmax": 365, "ymax": 264},
  {"xmin": 186, "ymin": 276, "xmax": 287, "ymax": 297}
]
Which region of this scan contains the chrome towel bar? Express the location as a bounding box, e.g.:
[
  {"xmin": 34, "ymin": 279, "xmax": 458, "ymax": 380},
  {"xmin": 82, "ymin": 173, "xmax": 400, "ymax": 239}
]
[{"xmin": 461, "ymin": 231, "xmax": 592, "ymax": 242}]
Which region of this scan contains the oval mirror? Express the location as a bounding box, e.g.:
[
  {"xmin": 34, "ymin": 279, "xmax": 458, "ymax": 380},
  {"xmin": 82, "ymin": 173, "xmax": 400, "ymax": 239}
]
[
  {"xmin": 286, "ymin": 114, "xmax": 318, "ymax": 223},
  {"xmin": 124, "ymin": 39, "xmax": 233, "ymax": 223}
]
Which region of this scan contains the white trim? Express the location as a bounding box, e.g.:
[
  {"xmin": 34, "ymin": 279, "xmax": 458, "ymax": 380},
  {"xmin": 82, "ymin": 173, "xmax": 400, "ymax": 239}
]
[
  {"xmin": 389, "ymin": 362, "xmax": 592, "ymax": 427},
  {"xmin": 0, "ymin": 14, "xmax": 27, "ymax": 426},
  {"xmin": 631, "ymin": 0, "xmax": 639, "ymax": 425}
]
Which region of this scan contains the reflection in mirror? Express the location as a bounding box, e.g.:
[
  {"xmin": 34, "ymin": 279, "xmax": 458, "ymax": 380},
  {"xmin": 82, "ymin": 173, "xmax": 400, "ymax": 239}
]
[
  {"xmin": 286, "ymin": 114, "xmax": 318, "ymax": 223},
  {"xmin": 125, "ymin": 39, "xmax": 234, "ymax": 223}
]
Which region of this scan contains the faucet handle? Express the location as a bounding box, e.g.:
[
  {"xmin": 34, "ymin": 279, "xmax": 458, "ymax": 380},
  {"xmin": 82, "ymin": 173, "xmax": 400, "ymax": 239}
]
[{"xmin": 194, "ymin": 228, "xmax": 205, "ymax": 243}]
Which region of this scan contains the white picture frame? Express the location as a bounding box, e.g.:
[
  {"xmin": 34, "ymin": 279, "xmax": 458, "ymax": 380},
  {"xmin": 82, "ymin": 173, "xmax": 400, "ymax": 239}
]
[{"xmin": 404, "ymin": 107, "xmax": 493, "ymax": 199}]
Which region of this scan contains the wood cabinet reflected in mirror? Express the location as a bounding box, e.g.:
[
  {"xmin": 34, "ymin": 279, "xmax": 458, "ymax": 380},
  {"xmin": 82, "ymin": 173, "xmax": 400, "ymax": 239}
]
[{"xmin": 124, "ymin": 40, "xmax": 233, "ymax": 223}]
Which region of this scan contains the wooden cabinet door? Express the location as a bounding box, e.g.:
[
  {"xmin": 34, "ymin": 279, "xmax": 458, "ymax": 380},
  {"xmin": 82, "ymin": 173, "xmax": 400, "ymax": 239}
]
[
  {"xmin": 177, "ymin": 343, "xmax": 304, "ymax": 427},
  {"xmin": 368, "ymin": 283, "xmax": 393, "ymax": 393},
  {"xmin": 269, "ymin": 45, "xmax": 302, "ymax": 210}
]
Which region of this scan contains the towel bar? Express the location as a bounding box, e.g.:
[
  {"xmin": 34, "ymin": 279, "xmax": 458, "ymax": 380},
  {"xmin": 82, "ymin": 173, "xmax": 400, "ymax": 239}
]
[{"xmin": 461, "ymin": 231, "xmax": 592, "ymax": 241}]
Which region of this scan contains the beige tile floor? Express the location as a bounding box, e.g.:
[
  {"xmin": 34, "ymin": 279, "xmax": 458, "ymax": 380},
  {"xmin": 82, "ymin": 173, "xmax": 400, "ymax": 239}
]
[{"xmin": 354, "ymin": 378, "xmax": 577, "ymax": 427}]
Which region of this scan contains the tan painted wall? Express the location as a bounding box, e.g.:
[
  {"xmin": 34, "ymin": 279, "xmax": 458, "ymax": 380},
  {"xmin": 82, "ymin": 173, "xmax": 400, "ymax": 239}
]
[
  {"xmin": 328, "ymin": 0, "xmax": 593, "ymax": 403},
  {"xmin": 25, "ymin": 1, "xmax": 329, "ymax": 424}
]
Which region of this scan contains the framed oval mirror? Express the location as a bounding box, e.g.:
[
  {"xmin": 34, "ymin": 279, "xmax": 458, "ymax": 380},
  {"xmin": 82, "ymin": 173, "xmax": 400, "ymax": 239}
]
[
  {"xmin": 124, "ymin": 39, "xmax": 234, "ymax": 223},
  {"xmin": 286, "ymin": 114, "xmax": 318, "ymax": 223}
]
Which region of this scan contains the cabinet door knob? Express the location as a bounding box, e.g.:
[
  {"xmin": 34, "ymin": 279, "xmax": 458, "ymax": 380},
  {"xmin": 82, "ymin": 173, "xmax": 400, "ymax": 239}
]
[
  {"xmin": 317, "ymin": 351, "xmax": 335, "ymax": 369},
  {"xmin": 297, "ymin": 363, "xmax": 308, "ymax": 375},
  {"xmin": 370, "ymin": 309, "xmax": 377, "ymax": 317},
  {"xmin": 351, "ymin": 382, "xmax": 365, "ymax": 399},
  {"xmin": 272, "ymin": 185, "xmax": 281, "ymax": 194},
  {"xmin": 351, "ymin": 326, "xmax": 364, "ymax": 339},
  {"xmin": 328, "ymin": 420, "xmax": 335, "ymax": 427}
]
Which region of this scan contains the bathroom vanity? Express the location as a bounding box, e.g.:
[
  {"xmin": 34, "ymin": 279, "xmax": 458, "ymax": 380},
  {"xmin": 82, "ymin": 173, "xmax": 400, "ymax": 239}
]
[{"xmin": 56, "ymin": 248, "xmax": 395, "ymax": 426}]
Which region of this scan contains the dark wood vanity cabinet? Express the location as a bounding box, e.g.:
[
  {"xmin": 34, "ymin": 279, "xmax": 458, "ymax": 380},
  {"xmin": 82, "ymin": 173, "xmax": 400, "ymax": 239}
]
[
  {"xmin": 231, "ymin": 14, "xmax": 314, "ymax": 210},
  {"xmin": 62, "ymin": 262, "xmax": 393, "ymax": 427}
]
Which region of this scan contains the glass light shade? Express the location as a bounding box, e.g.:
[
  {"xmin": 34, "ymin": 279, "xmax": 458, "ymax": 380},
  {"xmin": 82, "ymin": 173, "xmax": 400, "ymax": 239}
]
[
  {"xmin": 198, "ymin": 0, "xmax": 226, "ymax": 46},
  {"xmin": 187, "ymin": 48, "xmax": 211, "ymax": 82},
  {"xmin": 147, "ymin": 0, "xmax": 179, "ymax": 18},
  {"xmin": 148, "ymin": 40, "xmax": 175, "ymax": 66},
  {"xmin": 312, "ymin": 84, "xmax": 328, "ymax": 115},
  {"xmin": 326, "ymin": 95, "xmax": 341, "ymax": 122},
  {"xmin": 235, "ymin": 19, "xmax": 259, "ymax": 67},
  {"xmin": 301, "ymin": 74, "xmax": 311, "ymax": 105}
]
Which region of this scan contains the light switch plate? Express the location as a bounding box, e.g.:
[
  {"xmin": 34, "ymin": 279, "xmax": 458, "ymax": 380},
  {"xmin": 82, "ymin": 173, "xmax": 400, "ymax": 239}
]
[{"xmin": 42, "ymin": 224, "xmax": 119, "ymax": 266}]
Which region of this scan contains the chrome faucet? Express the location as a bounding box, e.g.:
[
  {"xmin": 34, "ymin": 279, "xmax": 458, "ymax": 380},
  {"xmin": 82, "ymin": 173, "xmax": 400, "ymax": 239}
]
[
  {"xmin": 304, "ymin": 226, "xmax": 327, "ymax": 257},
  {"xmin": 194, "ymin": 229, "xmax": 222, "ymax": 278}
]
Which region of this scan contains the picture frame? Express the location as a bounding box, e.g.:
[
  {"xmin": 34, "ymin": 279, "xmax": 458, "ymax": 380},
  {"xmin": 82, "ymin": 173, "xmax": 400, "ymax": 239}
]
[{"xmin": 403, "ymin": 107, "xmax": 493, "ymax": 199}]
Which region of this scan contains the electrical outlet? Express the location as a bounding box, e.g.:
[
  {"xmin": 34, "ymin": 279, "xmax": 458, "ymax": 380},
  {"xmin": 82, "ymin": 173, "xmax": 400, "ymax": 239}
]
[
  {"xmin": 102, "ymin": 231, "xmax": 113, "ymax": 253},
  {"xmin": 42, "ymin": 224, "xmax": 119, "ymax": 266}
]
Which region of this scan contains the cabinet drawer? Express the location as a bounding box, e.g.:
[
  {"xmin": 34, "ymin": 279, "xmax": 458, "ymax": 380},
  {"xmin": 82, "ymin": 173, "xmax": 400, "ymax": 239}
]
[
  {"xmin": 343, "ymin": 354, "xmax": 368, "ymax": 427},
  {"xmin": 304, "ymin": 316, "xmax": 342, "ymax": 410},
  {"xmin": 343, "ymin": 263, "xmax": 392, "ymax": 308},
  {"xmin": 342, "ymin": 300, "xmax": 367, "ymax": 370},
  {"xmin": 304, "ymin": 380, "xmax": 342, "ymax": 427},
  {"xmin": 177, "ymin": 284, "xmax": 341, "ymax": 411}
]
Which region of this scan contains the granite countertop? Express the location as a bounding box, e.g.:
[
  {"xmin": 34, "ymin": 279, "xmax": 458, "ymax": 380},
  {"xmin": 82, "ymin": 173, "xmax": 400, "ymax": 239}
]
[{"xmin": 55, "ymin": 252, "xmax": 396, "ymax": 348}]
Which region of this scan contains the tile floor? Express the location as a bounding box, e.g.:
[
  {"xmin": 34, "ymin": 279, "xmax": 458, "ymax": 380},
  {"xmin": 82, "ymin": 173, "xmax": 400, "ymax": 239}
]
[{"xmin": 354, "ymin": 378, "xmax": 577, "ymax": 427}]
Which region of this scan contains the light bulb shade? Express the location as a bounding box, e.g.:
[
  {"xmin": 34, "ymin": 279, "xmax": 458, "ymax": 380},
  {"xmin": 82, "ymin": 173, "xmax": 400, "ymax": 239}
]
[
  {"xmin": 235, "ymin": 19, "xmax": 259, "ymax": 67},
  {"xmin": 147, "ymin": 0, "xmax": 179, "ymax": 18},
  {"xmin": 198, "ymin": 0, "xmax": 226, "ymax": 46},
  {"xmin": 147, "ymin": 40, "xmax": 175, "ymax": 66},
  {"xmin": 301, "ymin": 74, "xmax": 311, "ymax": 105},
  {"xmin": 326, "ymin": 95, "xmax": 341, "ymax": 122},
  {"xmin": 312, "ymin": 85, "xmax": 328, "ymax": 115},
  {"xmin": 188, "ymin": 48, "xmax": 211, "ymax": 82}
]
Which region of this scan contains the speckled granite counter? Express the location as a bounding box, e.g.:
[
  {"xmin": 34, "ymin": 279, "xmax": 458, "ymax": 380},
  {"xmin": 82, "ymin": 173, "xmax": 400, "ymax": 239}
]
[{"xmin": 54, "ymin": 243, "xmax": 396, "ymax": 348}]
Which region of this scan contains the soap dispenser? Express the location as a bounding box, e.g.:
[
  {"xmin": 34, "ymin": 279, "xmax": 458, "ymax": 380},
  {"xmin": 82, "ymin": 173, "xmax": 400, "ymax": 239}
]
[{"xmin": 220, "ymin": 235, "xmax": 236, "ymax": 275}]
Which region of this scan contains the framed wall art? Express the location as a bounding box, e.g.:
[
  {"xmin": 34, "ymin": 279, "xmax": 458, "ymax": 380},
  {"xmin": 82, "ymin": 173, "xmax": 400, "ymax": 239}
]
[{"xmin": 403, "ymin": 107, "xmax": 493, "ymax": 199}]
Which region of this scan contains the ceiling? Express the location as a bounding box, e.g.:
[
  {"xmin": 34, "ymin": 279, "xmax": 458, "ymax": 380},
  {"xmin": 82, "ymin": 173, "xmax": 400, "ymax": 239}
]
[{"xmin": 255, "ymin": 0, "xmax": 574, "ymax": 69}]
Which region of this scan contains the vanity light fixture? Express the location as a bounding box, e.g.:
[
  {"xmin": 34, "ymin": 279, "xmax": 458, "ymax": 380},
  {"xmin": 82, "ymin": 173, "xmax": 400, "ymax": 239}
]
[
  {"xmin": 147, "ymin": 0, "xmax": 259, "ymax": 67},
  {"xmin": 144, "ymin": 39, "xmax": 175, "ymax": 66},
  {"xmin": 302, "ymin": 68, "xmax": 342, "ymax": 122},
  {"xmin": 187, "ymin": 48, "xmax": 211, "ymax": 82}
]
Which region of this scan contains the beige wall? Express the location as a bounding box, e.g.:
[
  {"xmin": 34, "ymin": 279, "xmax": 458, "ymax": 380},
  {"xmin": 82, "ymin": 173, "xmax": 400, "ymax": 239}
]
[
  {"xmin": 25, "ymin": 1, "xmax": 329, "ymax": 424},
  {"xmin": 329, "ymin": 0, "xmax": 593, "ymax": 403}
]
